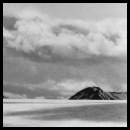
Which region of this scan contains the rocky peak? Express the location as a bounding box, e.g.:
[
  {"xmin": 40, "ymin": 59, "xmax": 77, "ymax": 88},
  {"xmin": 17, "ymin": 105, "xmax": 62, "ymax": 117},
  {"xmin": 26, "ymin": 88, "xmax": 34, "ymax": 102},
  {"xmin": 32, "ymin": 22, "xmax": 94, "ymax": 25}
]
[{"xmin": 69, "ymin": 86, "xmax": 122, "ymax": 100}]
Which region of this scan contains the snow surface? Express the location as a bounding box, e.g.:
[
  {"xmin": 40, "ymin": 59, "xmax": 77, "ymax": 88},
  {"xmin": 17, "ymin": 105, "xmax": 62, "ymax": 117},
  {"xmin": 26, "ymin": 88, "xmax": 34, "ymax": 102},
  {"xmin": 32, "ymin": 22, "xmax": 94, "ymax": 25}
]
[{"xmin": 3, "ymin": 99, "xmax": 127, "ymax": 127}]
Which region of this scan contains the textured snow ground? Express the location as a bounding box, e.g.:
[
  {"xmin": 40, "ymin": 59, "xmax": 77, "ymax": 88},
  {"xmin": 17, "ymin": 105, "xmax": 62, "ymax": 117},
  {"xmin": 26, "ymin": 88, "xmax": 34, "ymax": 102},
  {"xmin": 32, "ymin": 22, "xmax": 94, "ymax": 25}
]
[{"xmin": 3, "ymin": 99, "xmax": 127, "ymax": 127}]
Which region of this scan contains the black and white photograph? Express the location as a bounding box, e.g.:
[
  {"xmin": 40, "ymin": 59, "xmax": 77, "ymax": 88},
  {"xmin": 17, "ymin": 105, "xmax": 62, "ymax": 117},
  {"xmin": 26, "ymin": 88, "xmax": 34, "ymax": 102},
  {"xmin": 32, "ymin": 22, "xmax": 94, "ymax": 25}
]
[{"xmin": 3, "ymin": 3, "xmax": 127, "ymax": 127}]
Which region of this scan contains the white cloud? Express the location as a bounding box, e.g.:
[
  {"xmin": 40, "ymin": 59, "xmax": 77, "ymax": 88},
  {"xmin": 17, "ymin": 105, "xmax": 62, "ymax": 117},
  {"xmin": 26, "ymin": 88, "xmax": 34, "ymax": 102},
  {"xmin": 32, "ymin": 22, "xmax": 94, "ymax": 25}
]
[
  {"xmin": 56, "ymin": 79, "xmax": 96, "ymax": 91},
  {"xmin": 3, "ymin": 27, "xmax": 14, "ymax": 39},
  {"xmin": 3, "ymin": 7, "xmax": 127, "ymax": 99},
  {"xmin": 3, "ymin": 9, "xmax": 127, "ymax": 61},
  {"xmin": 23, "ymin": 79, "xmax": 111, "ymax": 96},
  {"xmin": 4, "ymin": 92, "xmax": 27, "ymax": 99},
  {"xmin": 3, "ymin": 78, "xmax": 127, "ymax": 99},
  {"xmin": 51, "ymin": 79, "xmax": 116, "ymax": 96},
  {"xmin": 121, "ymin": 83, "xmax": 127, "ymax": 92},
  {"xmin": 35, "ymin": 96, "xmax": 46, "ymax": 99}
]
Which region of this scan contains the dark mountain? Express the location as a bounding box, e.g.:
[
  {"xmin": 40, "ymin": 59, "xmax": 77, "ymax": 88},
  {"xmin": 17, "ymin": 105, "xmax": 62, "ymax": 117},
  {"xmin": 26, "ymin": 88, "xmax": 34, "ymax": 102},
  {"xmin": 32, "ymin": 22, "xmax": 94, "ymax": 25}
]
[{"xmin": 69, "ymin": 87, "xmax": 127, "ymax": 100}]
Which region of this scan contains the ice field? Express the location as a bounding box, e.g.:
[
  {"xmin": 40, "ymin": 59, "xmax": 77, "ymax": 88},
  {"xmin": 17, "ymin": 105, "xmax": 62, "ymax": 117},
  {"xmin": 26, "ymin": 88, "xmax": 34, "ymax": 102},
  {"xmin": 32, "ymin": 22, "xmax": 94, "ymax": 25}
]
[{"xmin": 3, "ymin": 99, "xmax": 127, "ymax": 127}]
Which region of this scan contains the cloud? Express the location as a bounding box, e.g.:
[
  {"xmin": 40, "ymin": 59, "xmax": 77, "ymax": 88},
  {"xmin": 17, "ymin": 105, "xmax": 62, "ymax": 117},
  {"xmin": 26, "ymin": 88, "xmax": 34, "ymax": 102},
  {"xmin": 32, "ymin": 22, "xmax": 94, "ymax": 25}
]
[
  {"xmin": 3, "ymin": 27, "xmax": 14, "ymax": 39},
  {"xmin": 3, "ymin": 74, "xmax": 127, "ymax": 99},
  {"xmin": 53, "ymin": 80, "xmax": 97, "ymax": 97},
  {"xmin": 4, "ymin": 92, "xmax": 27, "ymax": 99},
  {"xmin": 55, "ymin": 80, "xmax": 96, "ymax": 91},
  {"xmin": 3, "ymin": 81, "xmax": 60, "ymax": 99},
  {"xmin": 3, "ymin": 79, "xmax": 95, "ymax": 95},
  {"xmin": 3, "ymin": 79, "xmax": 111, "ymax": 95},
  {"xmin": 3, "ymin": 7, "xmax": 127, "ymax": 99},
  {"xmin": 30, "ymin": 79, "xmax": 126, "ymax": 96},
  {"xmin": 51, "ymin": 79, "xmax": 117, "ymax": 96},
  {"xmin": 3, "ymin": 16, "xmax": 18, "ymax": 30},
  {"xmin": 3, "ymin": 9, "xmax": 127, "ymax": 62},
  {"xmin": 35, "ymin": 96, "xmax": 46, "ymax": 99},
  {"xmin": 121, "ymin": 84, "xmax": 127, "ymax": 92}
]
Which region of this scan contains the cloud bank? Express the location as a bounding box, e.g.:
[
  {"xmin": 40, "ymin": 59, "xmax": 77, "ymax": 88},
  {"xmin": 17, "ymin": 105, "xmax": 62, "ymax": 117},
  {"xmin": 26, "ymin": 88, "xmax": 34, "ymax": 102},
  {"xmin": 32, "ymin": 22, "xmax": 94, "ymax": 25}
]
[
  {"xmin": 3, "ymin": 8, "xmax": 127, "ymax": 98},
  {"xmin": 4, "ymin": 78, "xmax": 122, "ymax": 99},
  {"xmin": 4, "ymin": 92, "xmax": 27, "ymax": 99},
  {"xmin": 3, "ymin": 9, "xmax": 127, "ymax": 62}
]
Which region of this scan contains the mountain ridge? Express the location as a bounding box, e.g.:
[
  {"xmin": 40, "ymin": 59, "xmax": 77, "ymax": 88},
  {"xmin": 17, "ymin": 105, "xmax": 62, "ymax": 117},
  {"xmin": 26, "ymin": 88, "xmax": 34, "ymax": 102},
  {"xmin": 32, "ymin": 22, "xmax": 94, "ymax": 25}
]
[{"xmin": 69, "ymin": 87, "xmax": 127, "ymax": 100}]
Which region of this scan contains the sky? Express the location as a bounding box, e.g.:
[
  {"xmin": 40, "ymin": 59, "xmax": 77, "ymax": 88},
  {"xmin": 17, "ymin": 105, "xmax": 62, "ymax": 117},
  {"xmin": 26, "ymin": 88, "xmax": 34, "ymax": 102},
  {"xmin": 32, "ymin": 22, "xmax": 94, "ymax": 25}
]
[{"xmin": 3, "ymin": 3, "xmax": 127, "ymax": 99}]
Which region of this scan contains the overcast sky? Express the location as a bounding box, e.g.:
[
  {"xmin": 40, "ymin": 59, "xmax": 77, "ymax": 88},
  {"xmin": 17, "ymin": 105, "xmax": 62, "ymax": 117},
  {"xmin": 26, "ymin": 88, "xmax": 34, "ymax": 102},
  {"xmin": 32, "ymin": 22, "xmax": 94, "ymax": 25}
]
[{"xmin": 3, "ymin": 3, "xmax": 127, "ymax": 99}]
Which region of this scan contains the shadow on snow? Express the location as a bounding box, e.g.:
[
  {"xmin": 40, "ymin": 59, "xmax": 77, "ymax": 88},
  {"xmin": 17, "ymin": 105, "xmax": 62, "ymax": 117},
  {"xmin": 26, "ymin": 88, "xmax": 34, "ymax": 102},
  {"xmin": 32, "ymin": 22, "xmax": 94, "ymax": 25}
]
[{"xmin": 5, "ymin": 103, "xmax": 127, "ymax": 122}]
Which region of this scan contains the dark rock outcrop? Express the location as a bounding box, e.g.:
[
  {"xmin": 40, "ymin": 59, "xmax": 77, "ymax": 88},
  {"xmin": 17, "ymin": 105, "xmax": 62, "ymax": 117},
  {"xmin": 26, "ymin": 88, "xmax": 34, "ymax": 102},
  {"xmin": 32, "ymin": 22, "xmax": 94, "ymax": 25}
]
[{"xmin": 69, "ymin": 87, "xmax": 127, "ymax": 100}]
